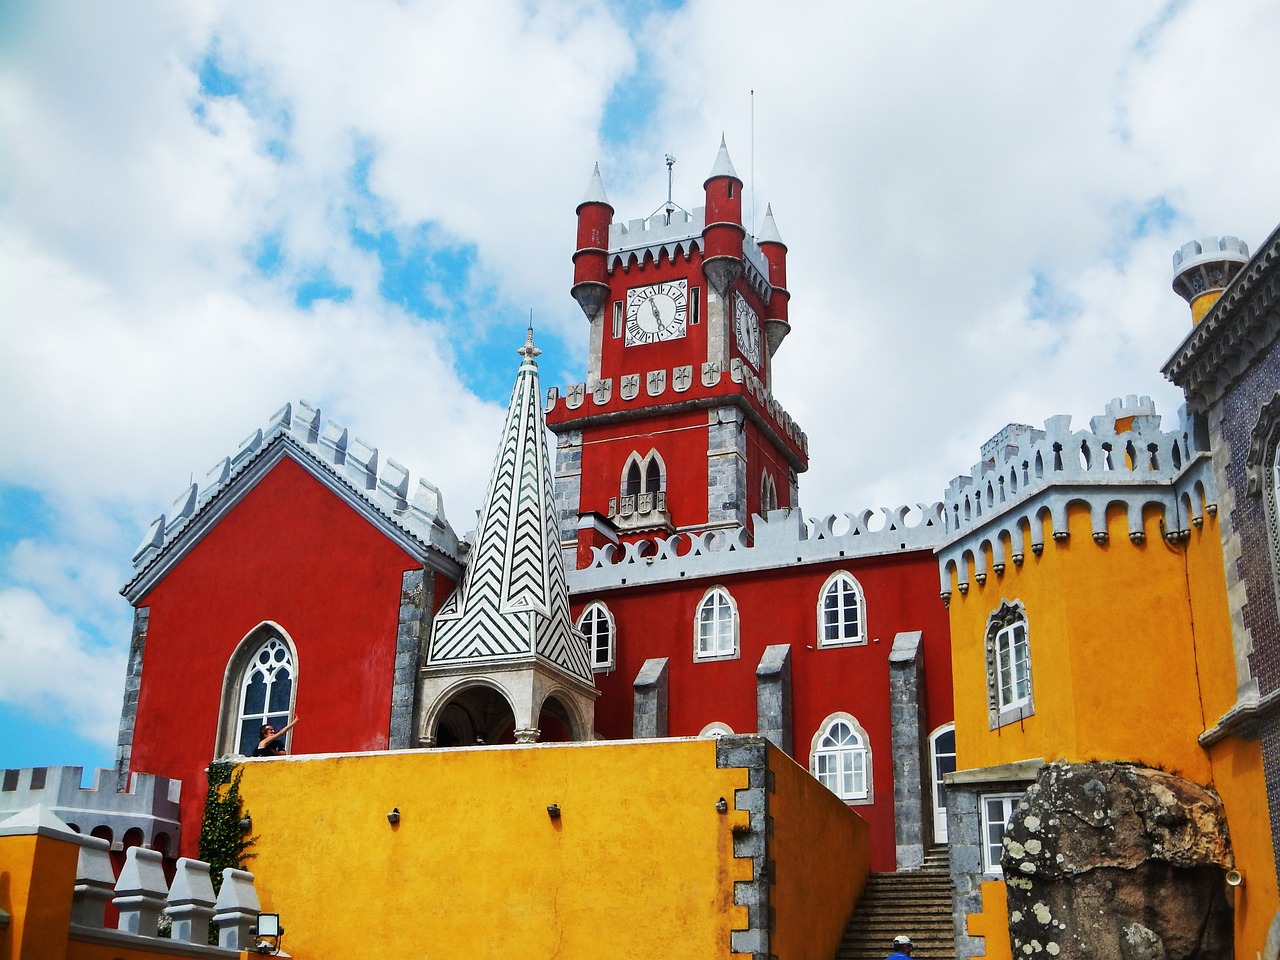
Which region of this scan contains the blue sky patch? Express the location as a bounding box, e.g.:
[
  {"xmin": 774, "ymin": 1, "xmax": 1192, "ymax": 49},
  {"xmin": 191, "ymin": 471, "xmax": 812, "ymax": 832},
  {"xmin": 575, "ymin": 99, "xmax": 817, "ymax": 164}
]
[{"xmin": 295, "ymin": 268, "xmax": 353, "ymax": 309}]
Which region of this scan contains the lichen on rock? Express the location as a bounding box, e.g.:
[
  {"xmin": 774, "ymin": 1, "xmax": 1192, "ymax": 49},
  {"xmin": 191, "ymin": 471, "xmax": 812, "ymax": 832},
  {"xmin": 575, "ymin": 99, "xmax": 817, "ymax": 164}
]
[{"xmin": 1004, "ymin": 761, "xmax": 1234, "ymax": 960}]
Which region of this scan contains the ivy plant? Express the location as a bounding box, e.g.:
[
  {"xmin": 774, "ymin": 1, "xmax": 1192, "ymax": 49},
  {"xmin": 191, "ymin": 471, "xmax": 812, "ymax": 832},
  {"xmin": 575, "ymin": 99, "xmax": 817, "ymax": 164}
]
[{"xmin": 198, "ymin": 759, "xmax": 256, "ymax": 894}]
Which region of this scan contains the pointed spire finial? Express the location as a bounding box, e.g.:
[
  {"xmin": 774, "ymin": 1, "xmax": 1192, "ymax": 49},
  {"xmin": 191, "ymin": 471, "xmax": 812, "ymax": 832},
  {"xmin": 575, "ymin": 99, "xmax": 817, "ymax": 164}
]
[
  {"xmin": 519, "ymin": 320, "xmax": 541, "ymax": 360},
  {"xmin": 582, "ymin": 162, "xmax": 610, "ymax": 206}
]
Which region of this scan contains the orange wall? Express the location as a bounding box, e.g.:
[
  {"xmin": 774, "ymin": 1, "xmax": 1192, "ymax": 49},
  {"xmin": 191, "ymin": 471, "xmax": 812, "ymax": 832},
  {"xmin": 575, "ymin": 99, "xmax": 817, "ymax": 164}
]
[
  {"xmin": 769, "ymin": 749, "xmax": 870, "ymax": 959},
  {"xmin": 233, "ymin": 738, "xmax": 867, "ymax": 960}
]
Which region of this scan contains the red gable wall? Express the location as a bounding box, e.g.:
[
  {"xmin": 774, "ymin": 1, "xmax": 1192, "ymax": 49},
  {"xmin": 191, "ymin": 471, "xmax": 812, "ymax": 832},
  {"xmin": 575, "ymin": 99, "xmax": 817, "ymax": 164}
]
[{"xmin": 129, "ymin": 456, "xmax": 429, "ymax": 856}]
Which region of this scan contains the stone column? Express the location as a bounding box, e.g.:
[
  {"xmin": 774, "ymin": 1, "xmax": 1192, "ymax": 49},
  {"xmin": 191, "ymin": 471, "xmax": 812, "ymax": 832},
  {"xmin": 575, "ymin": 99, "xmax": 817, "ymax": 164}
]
[
  {"xmin": 889, "ymin": 630, "xmax": 925, "ymax": 870},
  {"xmin": 755, "ymin": 644, "xmax": 792, "ymax": 755},
  {"xmin": 115, "ymin": 606, "xmax": 150, "ymax": 791},
  {"xmin": 633, "ymin": 658, "xmax": 669, "ymax": 738},
  {"xmin": 113, "ymin": 846, "xmax": 168, "ymax": 937},
  {"xmin": 707, "ymin": 406, "xmax": 748, "ymax": 530},
  {"xmin": 389, "ymin": 567, "xmax": 434, "ymax": 749},
  {"xmin": 212, "ymin": 868, "xmax": 260, "ymax": 950}
]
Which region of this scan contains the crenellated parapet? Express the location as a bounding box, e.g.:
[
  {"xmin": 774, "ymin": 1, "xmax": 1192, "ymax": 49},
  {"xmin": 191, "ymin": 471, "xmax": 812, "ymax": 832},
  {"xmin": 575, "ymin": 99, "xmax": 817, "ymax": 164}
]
[
  {"xmin": 937, "ymin": 396, "xmax": 1217, "ymax": 602},
  {"xmin": 567, "ymin": 503, "xmax": 944, "ymax": 594},
  {"xmin": 0, "ymin": 766, "xmax": 181, "ymax": 852},
  {"xmin": 123, "ymin": 400, "xmax": 462, "ymax": 602},
  {"xmin": 606, "ymin": 207, "xmax": 774, "ymax": 303},
  {"xmin": 546, "ymin": 357, "xmax": 808, "ymax": 469}
]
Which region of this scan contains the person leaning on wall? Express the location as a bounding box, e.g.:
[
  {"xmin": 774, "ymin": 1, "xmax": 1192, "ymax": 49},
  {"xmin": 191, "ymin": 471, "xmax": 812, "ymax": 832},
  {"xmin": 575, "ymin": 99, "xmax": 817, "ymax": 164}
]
[{"xmin": 253, "ymin": 716, "xmax": 300, "ymax": 757}]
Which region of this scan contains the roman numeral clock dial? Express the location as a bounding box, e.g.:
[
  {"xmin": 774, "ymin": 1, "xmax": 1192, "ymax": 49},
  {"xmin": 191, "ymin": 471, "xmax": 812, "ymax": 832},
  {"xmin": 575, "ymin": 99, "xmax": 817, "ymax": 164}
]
[{"xmin": 625, "ymin": 280, "xmax": 688, "ymax": 346}]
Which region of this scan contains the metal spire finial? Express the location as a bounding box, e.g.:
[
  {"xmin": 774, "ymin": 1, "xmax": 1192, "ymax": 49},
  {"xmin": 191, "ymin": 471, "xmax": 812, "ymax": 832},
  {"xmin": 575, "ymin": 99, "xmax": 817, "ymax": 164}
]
[{"xmin": 519, "ymin": 317, "xmax": 541, "ymax": 360}]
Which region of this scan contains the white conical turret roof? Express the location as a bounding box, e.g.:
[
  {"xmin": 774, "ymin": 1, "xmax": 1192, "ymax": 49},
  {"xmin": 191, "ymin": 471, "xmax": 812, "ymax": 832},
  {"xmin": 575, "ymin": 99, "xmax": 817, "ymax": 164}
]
[
  {"xmin": 427, "ymin": 330, "xmax": 591, "ymax": 681},
  {"xmin": 707, "ymin": 134, "xmax": 739, "ymax": 181},
  {"xmin": 581, "ymin": 162, "xmax": 611, "ymax": 206},
  {"xmin": 757, "ymin": 204, "xmax": 784, "ymax": 245}
]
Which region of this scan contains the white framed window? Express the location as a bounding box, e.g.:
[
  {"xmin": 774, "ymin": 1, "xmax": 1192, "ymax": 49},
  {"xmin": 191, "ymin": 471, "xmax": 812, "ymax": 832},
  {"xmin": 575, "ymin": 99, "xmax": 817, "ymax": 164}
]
[
  {"xmin": 929, "ymin": 723, "xmax": 956, "ymax": 844},
  {"xmin": 810, "ymin": 714, "xmax": 872, "ymax": 802},
  {"xmin": 695, "ymin": 586, "xmax": 738, "ymax": 660},
  {"xmin": 996, "ymin": 622, "xmax": 1030, "ymax": 711},
  {"xmin": 817, "ymin": 571, "xmax": 866, "ymax": 647},
  {"xmin": 698, "ymin": 721, "xmax": 734, "ymax": 739},
  {"xmin": 235, "ymin": 634, "xmax": 294, "ymax": 756},
  {"xmin": 985, "ymin": 601, "xmax": 1033, "ymax": 727},
  {"xmin": 577, "ymin": 601, "xmax": 615, "ymax": 671},
  {"xmin": 981, "ymin": 792, "xmax": 1022, "ymax": 874}
]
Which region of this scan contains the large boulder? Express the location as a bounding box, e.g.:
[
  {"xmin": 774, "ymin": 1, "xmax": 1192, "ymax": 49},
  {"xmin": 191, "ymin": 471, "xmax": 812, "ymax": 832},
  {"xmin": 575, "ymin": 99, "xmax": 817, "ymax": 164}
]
[{"xmin": 1003, "ymin": 761, "xmax": 1234, "ymax": 959}]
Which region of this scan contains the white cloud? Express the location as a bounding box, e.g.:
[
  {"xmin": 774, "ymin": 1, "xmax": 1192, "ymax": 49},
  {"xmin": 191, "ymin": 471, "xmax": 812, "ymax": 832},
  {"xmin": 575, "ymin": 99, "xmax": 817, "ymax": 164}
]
[
  {"xmin": 0, "ymin": 587, "xmax": 124, "ymax": 746},
  {"xmin": 3, "ymin": 0, "xmax": 1280, "ymax": 763}
]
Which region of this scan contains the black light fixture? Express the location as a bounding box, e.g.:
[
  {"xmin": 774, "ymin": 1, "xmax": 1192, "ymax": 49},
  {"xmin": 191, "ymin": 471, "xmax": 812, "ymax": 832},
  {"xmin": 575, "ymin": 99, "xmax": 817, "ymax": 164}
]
[
  {"xmin": 238, "ymin": 815, "xmax": 253, "ymax": 833},
  {"xmin": 716, "ymin": 797, "xmax": 728, "ymax": 814},
  {"xmin": 254, "ymin": 913, "xmax": 283, "ymax": 955},
  {"xmin": 547, "ymin": 803, "xmax": 561, "ymax": 820},
  {"xmin": 387, "ymin": 807, "xmax": 400, "ymax": 825}
]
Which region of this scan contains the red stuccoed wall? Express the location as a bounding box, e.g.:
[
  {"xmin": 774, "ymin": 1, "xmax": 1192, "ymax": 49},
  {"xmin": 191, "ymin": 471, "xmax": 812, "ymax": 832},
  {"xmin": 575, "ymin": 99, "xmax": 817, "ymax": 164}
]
[
  {"xmin": 577, "ymin": 548, "xmax": 952, "ymax": 871},
  {"xmin": 129, "ymin": 456, "xmax": 432, "ymax": 856}
]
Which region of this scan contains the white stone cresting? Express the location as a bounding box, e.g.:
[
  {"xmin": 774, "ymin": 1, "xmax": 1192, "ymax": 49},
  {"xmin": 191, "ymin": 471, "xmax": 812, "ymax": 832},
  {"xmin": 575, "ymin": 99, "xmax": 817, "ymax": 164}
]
[
  {"xmin": 567, "ymin": 504, "xmax": 944, "ymax": 594},
  {"xmin": 545, "ymin": 360, "xmax": 808, "ymax": 461},
  {"xmin": 606, "ymin": 206, "xmax": 772, "ymax": 303},
  {"xmin": 123, "ymin": 400, "xmax": 462, "ymax": 602},
  {"xmin": 937, "ymin": 397, "xmax": 1217, "ymax": 598}
]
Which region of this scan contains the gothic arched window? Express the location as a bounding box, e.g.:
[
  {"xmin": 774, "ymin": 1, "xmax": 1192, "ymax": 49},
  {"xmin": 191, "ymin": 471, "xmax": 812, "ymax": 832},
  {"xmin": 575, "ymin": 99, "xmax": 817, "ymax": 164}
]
[
  {"xmin": 216, "ymin": 624, "xmax": 298, "ymax": 757},
  {"xmin": 810, "ymin": 714, "xmax": 872, "ymax": 802},
  {"xmin": 577, "ymin": 601, "xmax": 615, "ymax": 671},
  {"xmin": 761, "ymin": 472, "xmax": 779, "ymax": 514},
  {"xmin": 695, "ymin": 586, "xmax": 738, "ymax": 661},
  {"xmin": 818, "ymin": 571, "xmax": 866, "ymax": 647}
]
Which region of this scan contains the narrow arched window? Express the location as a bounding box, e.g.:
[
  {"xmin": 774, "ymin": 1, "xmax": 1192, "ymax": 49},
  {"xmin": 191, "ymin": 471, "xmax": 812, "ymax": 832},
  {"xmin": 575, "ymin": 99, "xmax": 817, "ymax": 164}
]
[
  {"xmin": 695, "ymin": 586, "xmax": 738, "ymax": 660},
  {"xmin": 577, "ymin": 601, "xmax": 615, "ymax": 671},
  {"xmin": 761, "ymin": 472, "xmax": 778, "ymax": 513},
  {"xmin": 811, "ymin": 715, "xmax": 871, "ymax": 802},
  {"xmin": 818, "ymin": 571, "xmax": 866, "ymax": 646},
  {"xmin": 645, "ymin": 459, "xmax": 661, "ymax": 494},
  {"xmin": 625, "ymin": 461, "xmax": 642, "ymax": 497},
  {"xmin": 234, "ymin": 635, "xmax": 294, "ymax": 756}
]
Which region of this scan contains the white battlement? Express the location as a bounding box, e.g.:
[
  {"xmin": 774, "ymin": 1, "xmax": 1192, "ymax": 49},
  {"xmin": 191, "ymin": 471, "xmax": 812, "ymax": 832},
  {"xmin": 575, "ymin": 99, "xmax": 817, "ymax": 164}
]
[
  {"xmin": 1172, "ymin": 235, "xmax": 1250, "ymax": 274},
  {"xmin": 567, "ymin": 504, "xmax": 944, "ymax": 594},
  {"xmin": 938, "ymin": 397, "xmax": 1216, "ymax": 599},
  {"xmin": 606, "ymin": 205, "xmax": 773, "ymax": 301},
  {"xmin": 0, "ymin": 766, "xmax": 181, "ymax": 852},
  {"xmin": 127, "ymin": 400, "xmax": 461, "ymax": 580}
]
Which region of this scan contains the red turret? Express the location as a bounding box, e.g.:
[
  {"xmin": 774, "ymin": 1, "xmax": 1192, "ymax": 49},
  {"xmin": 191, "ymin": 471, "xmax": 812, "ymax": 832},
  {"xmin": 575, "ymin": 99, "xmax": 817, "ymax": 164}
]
[
  {"xmin": 701, "ymin": 136, "xmax": 745, "ymax": 296},
  {"xmin": 571, "ymin": 163, "xmax": 614, "ymax": 323},
  {"xmin": 757, "ymin": 204, "xmax": 790, "ymax": 357}
]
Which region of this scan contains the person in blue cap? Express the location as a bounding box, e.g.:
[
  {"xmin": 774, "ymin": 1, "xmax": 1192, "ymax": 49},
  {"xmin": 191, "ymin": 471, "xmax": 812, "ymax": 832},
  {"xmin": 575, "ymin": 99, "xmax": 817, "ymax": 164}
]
[{"xmin": 887, "ymin": 935, "xmax": 913, "ymax": 959}]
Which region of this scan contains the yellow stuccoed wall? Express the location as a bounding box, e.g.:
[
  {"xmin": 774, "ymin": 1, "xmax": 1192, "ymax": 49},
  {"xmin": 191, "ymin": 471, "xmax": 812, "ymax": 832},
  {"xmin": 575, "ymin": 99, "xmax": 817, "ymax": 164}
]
[
  {"xmin": 235, "ymin": 736, "xmax": 869, "ymax": 960},
  {"xmin": 0, "ymin": 833, "xmax": 79, "ymax": 960},
  {"xmin": 768, "ymin": 749, "xmax": 869, "ymax": 959},
  {"xmin": 948, "ymin": 503, "xmax": 1277, "ymax": 960}
]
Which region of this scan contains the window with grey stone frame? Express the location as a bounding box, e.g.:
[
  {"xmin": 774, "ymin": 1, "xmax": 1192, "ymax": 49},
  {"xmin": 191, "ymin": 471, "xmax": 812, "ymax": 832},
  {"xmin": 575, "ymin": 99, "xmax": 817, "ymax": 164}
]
[
  {"xmin": 985, "ymin": 601, "xmax": 1033, "ymax": 729},
  {"xmin": 1245, "ymin": 393, "xmax": 1280, "ymax": 613},
  {"xmin": 980, "ymin": 792, "xmax": 1022, "ymax": 874}
]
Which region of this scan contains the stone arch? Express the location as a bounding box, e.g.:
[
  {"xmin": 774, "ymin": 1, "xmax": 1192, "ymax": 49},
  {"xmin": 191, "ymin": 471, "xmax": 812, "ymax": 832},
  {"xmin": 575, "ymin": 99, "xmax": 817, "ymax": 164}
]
[{"xmin": 421, "ymin": 678, "xmax": 518, "ymax": 747}]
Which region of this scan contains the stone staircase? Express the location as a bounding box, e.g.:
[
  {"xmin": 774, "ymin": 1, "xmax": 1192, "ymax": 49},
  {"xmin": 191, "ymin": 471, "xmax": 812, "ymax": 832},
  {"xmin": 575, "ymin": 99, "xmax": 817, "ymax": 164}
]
[{"xmin": 836, "ymin": 847, "xmax": 956, "ymax": 960}]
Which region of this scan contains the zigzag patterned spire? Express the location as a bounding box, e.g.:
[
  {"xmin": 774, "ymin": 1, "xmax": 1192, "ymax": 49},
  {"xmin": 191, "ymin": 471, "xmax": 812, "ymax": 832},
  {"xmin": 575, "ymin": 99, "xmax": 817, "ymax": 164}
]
[{"xmin": 428, "ymin": 329, "xmax": 591, "ymax": 680}]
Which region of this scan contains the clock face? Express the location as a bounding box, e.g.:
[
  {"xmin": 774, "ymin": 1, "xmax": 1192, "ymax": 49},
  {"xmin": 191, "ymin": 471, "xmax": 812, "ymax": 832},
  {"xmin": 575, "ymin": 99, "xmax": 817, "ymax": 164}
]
[
  {"xmin": 625, "ymin": 280, "xmax": 688, "ymax": 346},
  {"xmin": 734, "ymin": 294, "xmax": 761, "ymax": 368}
]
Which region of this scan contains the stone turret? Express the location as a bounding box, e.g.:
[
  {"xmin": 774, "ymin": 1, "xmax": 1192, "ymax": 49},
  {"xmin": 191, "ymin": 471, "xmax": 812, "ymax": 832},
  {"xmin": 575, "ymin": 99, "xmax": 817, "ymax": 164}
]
[
  {"xmin": 701, "ymin": 135, "xmax": 745, "ymax": 296},
  {"xmin": 1172, "ymin": 235, "xmax": 1250, "ymax": 324}
]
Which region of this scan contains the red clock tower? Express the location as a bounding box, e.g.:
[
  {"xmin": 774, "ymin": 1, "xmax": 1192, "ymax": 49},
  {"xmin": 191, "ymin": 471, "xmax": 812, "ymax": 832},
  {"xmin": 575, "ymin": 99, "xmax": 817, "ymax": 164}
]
[{"xmin": 548, "ymin": 139, "xmax": 808, "ymax": 564}]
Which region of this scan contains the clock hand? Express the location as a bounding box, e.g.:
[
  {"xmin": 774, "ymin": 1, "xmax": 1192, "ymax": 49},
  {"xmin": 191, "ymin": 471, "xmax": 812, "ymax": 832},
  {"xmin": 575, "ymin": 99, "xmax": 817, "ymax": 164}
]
[{"xmin": 650, "ymin": 299, "xmax": 661, "ymax": 322}]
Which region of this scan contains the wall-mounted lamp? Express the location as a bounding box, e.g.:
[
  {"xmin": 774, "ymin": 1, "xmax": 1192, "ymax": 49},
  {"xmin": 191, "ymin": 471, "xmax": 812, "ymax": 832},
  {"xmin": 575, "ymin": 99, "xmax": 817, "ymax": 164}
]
[
  {"xmin": 386, "ymin": 807, "xmax": 400, "ymax": 825},
  {"xmin": 547, "ymin": 804, "xmax": 561, "ymax": 820},
  {"xmin": 254, "ymin": 913, "xmax": 282, "ymax": 955},
  {"xmin": 715, "ymin": 797, "xmax": 728, "ymax": 814},
  {"xmin": 238, "ymin": 815, "xmax": 253, "ymax": 833},
  {"xmin": 1226, "ymin": 869, "xmax": 1244, "ymax": 887}
]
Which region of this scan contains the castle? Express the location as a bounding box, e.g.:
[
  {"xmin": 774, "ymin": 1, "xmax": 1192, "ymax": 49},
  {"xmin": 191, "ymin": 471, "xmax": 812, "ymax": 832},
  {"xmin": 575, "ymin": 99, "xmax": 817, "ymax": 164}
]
[{"xmin": 2, "ymin": 142, "xmax": 1278, "ymax": 960}]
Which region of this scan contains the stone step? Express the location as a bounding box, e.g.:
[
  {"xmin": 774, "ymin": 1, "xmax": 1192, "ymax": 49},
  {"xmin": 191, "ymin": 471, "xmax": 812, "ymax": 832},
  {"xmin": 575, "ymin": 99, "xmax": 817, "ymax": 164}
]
[{"xmin": 836, "ymin": 865, "xmax": 957, "ymax": 960}]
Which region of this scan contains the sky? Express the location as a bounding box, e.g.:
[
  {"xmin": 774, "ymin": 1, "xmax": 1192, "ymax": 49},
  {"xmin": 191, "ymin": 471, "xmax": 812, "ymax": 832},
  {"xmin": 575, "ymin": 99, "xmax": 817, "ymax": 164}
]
[{"xmin": 3, "ymin": 0, "xmax": 1280, "ymax": 776}]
